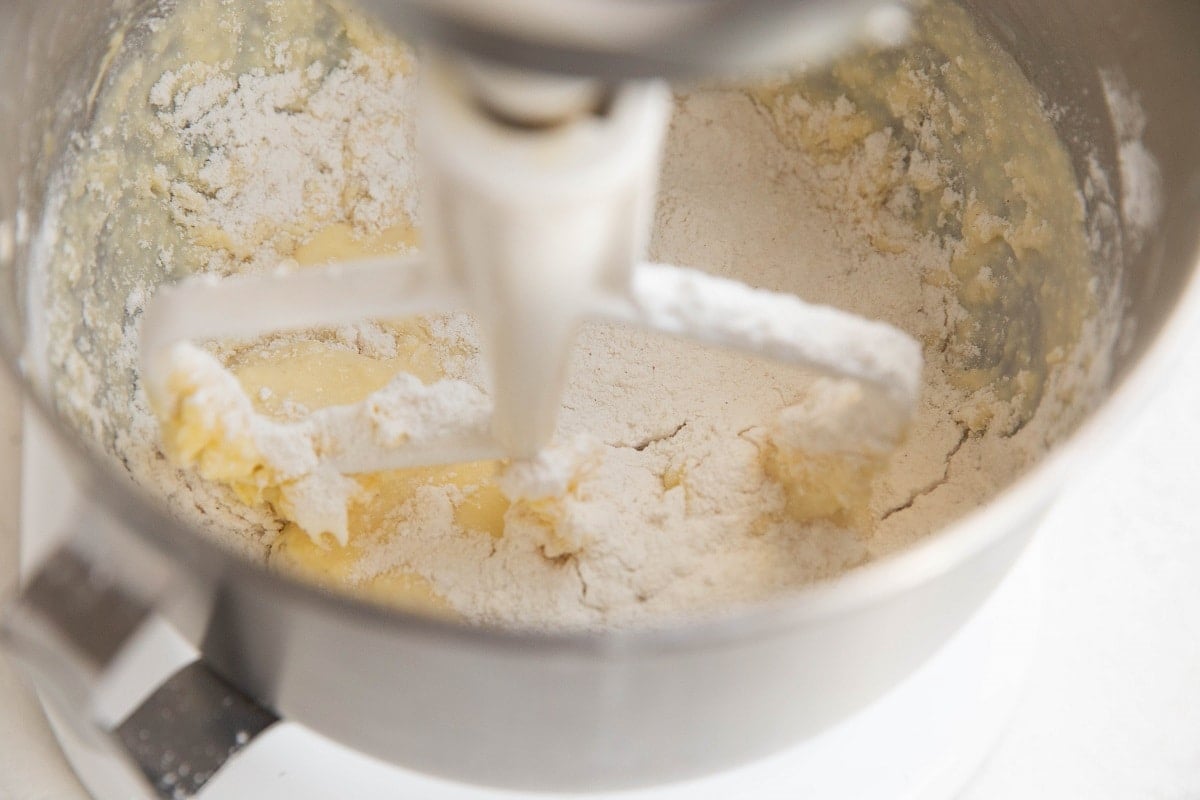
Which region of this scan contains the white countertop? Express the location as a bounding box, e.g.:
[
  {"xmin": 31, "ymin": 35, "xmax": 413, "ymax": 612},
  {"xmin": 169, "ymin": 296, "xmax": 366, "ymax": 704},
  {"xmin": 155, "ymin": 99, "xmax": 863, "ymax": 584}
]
[{"xmin": 2, "ymin": 328, "xmax": 1199, "ymax": 799}]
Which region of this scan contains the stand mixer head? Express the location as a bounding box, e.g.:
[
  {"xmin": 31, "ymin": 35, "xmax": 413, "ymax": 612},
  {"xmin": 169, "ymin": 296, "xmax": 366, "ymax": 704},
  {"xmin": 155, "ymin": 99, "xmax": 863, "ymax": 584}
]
[{"xmin": 140, "ymin": 0, "xmax": 921, "ymax": 475}]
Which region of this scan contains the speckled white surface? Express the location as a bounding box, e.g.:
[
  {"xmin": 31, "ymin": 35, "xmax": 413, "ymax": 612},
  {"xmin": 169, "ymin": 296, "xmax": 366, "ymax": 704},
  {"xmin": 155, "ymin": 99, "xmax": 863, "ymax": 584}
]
[{"xmin": 1, "ymin": 320, "xmax": 1199, "ymax": 798}]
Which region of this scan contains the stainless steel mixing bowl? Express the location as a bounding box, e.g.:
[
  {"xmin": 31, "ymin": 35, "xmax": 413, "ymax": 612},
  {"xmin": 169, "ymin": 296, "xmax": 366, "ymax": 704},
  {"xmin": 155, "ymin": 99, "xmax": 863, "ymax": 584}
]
[{"xmin": 1, "ymin": 0, "xmax": 1198, "ymax": 794}]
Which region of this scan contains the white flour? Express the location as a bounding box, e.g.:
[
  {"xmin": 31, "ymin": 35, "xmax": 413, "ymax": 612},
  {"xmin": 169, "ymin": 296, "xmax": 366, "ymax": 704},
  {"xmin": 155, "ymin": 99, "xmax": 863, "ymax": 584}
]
[
  {"xmin": 1099, "ymin": 69, "xmax": 1163, "ymax": 255},
  {"xmin": 43, "ymin": 0, "xmax": 1119, "ymax": 629},
  {"xmin": 148, "ymin": 47, "xmax": 417, "ymax": 272}
]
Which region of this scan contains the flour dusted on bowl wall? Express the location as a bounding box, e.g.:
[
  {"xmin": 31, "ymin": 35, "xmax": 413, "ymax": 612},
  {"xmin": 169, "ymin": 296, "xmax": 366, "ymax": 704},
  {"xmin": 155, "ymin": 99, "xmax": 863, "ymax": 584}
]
[{"xmin": 40, "ymin": 0, "xmax": 1119, "ymax": 629}]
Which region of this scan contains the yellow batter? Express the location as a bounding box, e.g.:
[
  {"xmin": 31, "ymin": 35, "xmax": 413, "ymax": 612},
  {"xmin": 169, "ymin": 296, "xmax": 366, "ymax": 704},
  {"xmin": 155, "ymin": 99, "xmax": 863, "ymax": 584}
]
[{"xmin": 154, "ymin": 220, "xmax": 510, "ymax": 613}]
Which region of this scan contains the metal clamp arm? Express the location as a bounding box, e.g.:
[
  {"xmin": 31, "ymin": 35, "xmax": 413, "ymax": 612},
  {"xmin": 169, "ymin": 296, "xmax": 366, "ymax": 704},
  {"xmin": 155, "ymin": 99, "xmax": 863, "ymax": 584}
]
[{"xmin": 1, "ymin": 513, "xmax": 278, "ymax": 799}]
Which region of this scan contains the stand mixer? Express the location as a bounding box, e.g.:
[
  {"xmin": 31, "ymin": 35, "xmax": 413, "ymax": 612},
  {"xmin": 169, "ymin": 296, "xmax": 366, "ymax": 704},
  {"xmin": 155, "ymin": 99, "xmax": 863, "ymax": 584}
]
[{"xmin": 2, "ymin": 1, "xmax": 1199, "ymax": 799}]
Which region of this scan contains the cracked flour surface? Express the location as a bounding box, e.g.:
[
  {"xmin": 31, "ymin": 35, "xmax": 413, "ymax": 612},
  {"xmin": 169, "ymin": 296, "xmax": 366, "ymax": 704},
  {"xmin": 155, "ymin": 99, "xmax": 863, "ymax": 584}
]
[{"xmin": 42, "ymin": 0, "xmax": 1119, "ymax": 629}]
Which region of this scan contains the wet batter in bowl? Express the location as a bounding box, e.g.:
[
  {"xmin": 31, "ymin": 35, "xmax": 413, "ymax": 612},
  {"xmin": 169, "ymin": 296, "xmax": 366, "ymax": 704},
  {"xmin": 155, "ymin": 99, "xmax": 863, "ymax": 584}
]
[{"xmin": 39, "ymin": 0, "xmax": 1120, "ymax": 628}]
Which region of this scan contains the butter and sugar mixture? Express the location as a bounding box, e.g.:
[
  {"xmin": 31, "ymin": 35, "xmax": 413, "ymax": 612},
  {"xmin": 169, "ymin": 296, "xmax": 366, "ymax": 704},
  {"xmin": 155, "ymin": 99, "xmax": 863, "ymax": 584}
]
[{"xmin": 43, "ymin": 0, "xmax": 1117, "ymax": 629}]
